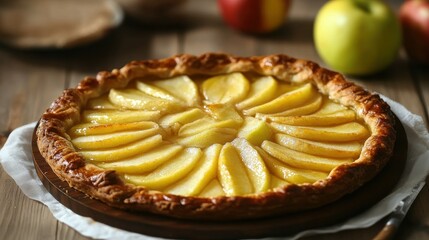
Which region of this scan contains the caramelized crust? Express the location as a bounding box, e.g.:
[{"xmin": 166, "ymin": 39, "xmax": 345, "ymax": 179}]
[{"xmin": 36, "ymin": 53, "xmax": 396, "ymax": 220}]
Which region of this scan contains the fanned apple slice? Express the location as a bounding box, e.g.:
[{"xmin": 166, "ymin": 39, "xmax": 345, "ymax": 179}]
[
  {"xmin": 136, "ymin": 81, "xmax": 182, "ymax": 103},
  {"xmin": 72, "ymin": 127, "xmax": 160, "ymax": 150},
  {"xmin": 201, "ymin": 72, "xmax": 250, "ymax": 104},
  {"xmin": 69, "ymin": 121, "xmax": 158, "ymax": 137},
  {"xmin": 270, "ymin": 175, "xmax": 289, "ymax": 189},
  {"xmin": 109, "ymin": 89, "xmax": 182, "ymax": 112},
  {"xmin": 96, "ymin": 144, "xmax": 183, "ymax": 173},
  {"xmin": 236, "ymin": 76, "xmax": 278, "ymax": 110},
  {"xmin": 276, "ymin": 133, "xmax": 363, "ymax": 158},
  {"xmin": 178, "ymin": 117, "xmax": 241, "ymax": 137},
  {"xmin": 159, "ymin": 108, "xmax": 206, "ymax": 135},
  {"xmin": 164, "ymin": 144, "xmax": 221, "ymax": 196},
  {"xmin": 262, "ymin": 141, "xmax": 352, "ymax": 172},
  {"xmin": 86, "ymin": 95, "xmax": 118, "ymax": 109},
  {"xmin": 176, "ymin": 128, "xmax": 237, "ymax": 148},
  {"xmin": 231, "ymin": 138, "xmax": 270, "ymax": 193},
  {"xmin": 270, "ymin": 122, "xmax": 370, "ymax": 142},
  {"xmin": 243, "ymin": 83, "xmax": 316, "ymax": 115},
  {"xmin": 198, "ymin": 179, "xmax": 225, "ymax": 197},
  {"xmin": 218, "ymin": 143, "xmax": 253, "ymax": 196},
  {"xmin": 124, "ymin": 147, "xmax": 203, "ymax": 189},
  {"xmin": 315, "ymin": 100, "xmax": 349, "ymax": 115},
  {"xmin": 256, "ymin": 146, "xmax": 328, "ymax": 184},
  {"xmin": 237, "ymin": 117, "xmax": 272, "ymax": 146},
  {"xmin": 83, "ymin": 109, "xmax": 160, "ymax": 124},
  {"xmin": 265, "ymin": 110, "xmax": 356, "ymax": 126},
  {"xmin": 205, "ymin": 103, "xmax": 243, "ymax": 123},
  {"xmin": 151, "ymin": 75, "xmax": 200, "ymax": 107},
  {"xmin": 81, "ymin": 134, "xmax": 163, "ymax": 162},
  {"xmin": 255, "ymin": 94, "xmax": 322, "ymax": 119}
]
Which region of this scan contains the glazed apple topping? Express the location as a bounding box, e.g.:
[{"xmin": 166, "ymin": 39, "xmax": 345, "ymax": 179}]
[{"xmin": 67, "ymin": 72, "xmax": 371, "ymax": 197}]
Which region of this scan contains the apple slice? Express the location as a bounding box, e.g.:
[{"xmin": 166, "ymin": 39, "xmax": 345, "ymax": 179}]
[
  {"xmin": 231, "ymin": 138, "xmax": 270, "ymax": 193},
  {"xmin": 124, "ymin": 147, "xmax": 203, "ymax": 189},
  {"xmin": 81, "ymin": 134, "xmax": 163, "ymax": 162},
  {"xmin": 198, "ymin": 179, "xmax": 225, "ymax": 197},
  {"xmin": 164, "ymin": 144, "xmax": 221, "ymax": 196},
  {"xmin": 151, "ymin": 75, "xmax": 200, "ymax": 107},
  {"xmin": 276, "ymin": 133, "xmax": 363, "ymax": 158},
  {"xmin": 68, "ymin": 121, "xmax": 158, "ymax": 137},
  {"xmin": 176, "ymin": 128, "xmax": 237, "ymax": 148},
  {"xmin": 109, "ymin": 89, "xmax": 182, "ymax": 112},
  {"xmin": 201, "ymin": 72, "xmax": 250, "ymax": 104},
  {"xmin": 315, "ymin": 100, "xmax": 348, "ymax": 115},
  {"xmin": 270, "ymin": 122, "xmax": 370, "ymax": 142},
  {"xmin": 255, "ymin": 94, "xmax": 322, "ymax": 118},
  {"xmin": 96, "ymin": 144, "xmax": 183, "ymax": 173},
  {"xmin": 86, "ymin": 95, "xmax": 118, "ymax": 109},
  {"xmin": 236, "ymin": 76, "xmax": 278, "ymax": 110},
  {"xmin": 82, "ymin": 109, "xmax": 160, "ymax": 124},
  {"xmin": 237, "ymin": 117, "xmax": 272, "ymax": 146},
  {"xmin": 136, "ymin": 81, "xmax": 182, "ymax": 103},
  {"xmin": 72, "ymin": 127, "xmax": 160, "ymax": 150},
  {"xmin": 265, "ymin": 110, "xmax": 356, "ymax": 126},
  {"xmin": 256, "ymin": 146, "xmax": 328, "ymax": 184},
  {"xmin": 205, "ymin": 103, "xmax": 243, "ymax": 123},
  {"xmin": 262, "ymin": 141, "xmax": 352, "ymax": 172},
  {"xmin": 159, "ymin": 108, "xmax": 206, "ymax": 135},
  {"xmin": 218, "ymin": 143, "xmax": 253, "ymax": 196},
  {"xmin": 243, "ymin": 83, "xmax": 316, "ymax": 115},
  {"xmin": 178, "ymin": 117, "xmax": 240, "ymax": 137},
  {"xmin": 270, "ymin": 175, "xmax": 289, "ymax": 189}
]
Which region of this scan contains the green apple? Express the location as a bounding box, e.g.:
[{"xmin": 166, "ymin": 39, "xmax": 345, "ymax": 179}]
[{"xmin": 314, "ymin": 0, "xmax": 401, "ymax": 75}]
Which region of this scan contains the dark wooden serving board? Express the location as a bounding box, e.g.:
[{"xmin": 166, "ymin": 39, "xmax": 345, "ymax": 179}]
[{"xmin": 32, "ymin": 117, "xmax": 407, "ymax": 240}]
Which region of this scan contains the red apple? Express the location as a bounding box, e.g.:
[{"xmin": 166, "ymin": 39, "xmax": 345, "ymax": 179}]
[
  {"xmin": 399, "ymin": 0, "xmax": 429, "ymax": 65},
  {"xmin": 217, "ymin": 0, "xmax": 291, "ymax": 34}
]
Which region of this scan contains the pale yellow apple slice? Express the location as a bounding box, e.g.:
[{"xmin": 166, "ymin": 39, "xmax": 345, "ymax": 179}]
[
  {"xmin": 236, "ymin": 76, "xmax": 278, "ymax": 110},
  {"xmin": 270, "ymin": 122, "xmax": 370, "ymax": 142},
  {"xmin": 72, "ymin": 127, "xmax": 160, "ymax": 150},
  {"xmin": 255, "ymin": 94, "xmax": 322, "ymax": 118},
  {"xmin": 69, "ymin": 121, "xmax": 158, "ymax": 137},
  {"xmin": 82, "ymin": 109, "xmax": 161, "ymax": 124},
  {"xmin": 237, "ymin": 117, "xmax": 273, "ymax": 146},
  {"xmin": 136, "ymin": 81, "xmax": 182, "ymax": 103},
  {"xmin": 243, "ymin": 83, "xmax": 315, "ymax": 116},
  {"xmin": 257, "ymin": 146, "xmax": 328, "ymax": 184},
  {"xmin": 275, "ymin": 133, "xmax": 363, "ymax": 158},
  {"xmin": 96, "ymin": 144, "xmax": 183, "ymax": 173},
  {"xmin": 178, "ymin": 117, "xmax": 240, "ymax": 137},
  {"xmin": 315, "ymin": 100, "xmax": 348, "ymax": 115},
  {"xmin": 231, "ymin": 138, "xmax": 270, "ymax": 193},
  {"xmin": 205, "ymin": 103, "xmax": 243, "ymax": 123},
  {"xmin": 124, "ymin": 147, "xmax": 203, "ymax": 189},
  {"xmin": 176, "ymin": 128, "xmax": 237, "ymax": 148},
  {"xmin": 81, "ymin": 134, "xmax": 163, "ymax": 162},
  {"xmin": 270, "ymin": 175, "xmax": 289, "ymax": 189},
  {"xmin": 201, "ymin": 72, "xmax": 250, "ymax": 104},
  {"xmin": 262, "ymin": 141, "xmax": 352, "ymax": 172},
  {"xmin": 86, "ymin": 95, "xmax": 118, "ymax": 109},
  {"xmin": 164, "ymin": 144, "xmax": 221, "ymax": 196},
  {"xmin": 151, "ymin": 75, "xmax": 200, "ymax": 107},
  {"xmin": 265, "ymin": 110, "xmax": 356, "ymax": 126},
  {"xmin": 198, "ymin": 179, "xmax": 225, "ymax": 197},
  {"xmin": 218, "ymin": 143, "xmax": 253, "ymax": 196},
  {"xmin": 159, "ymin": 108, "xmax": 206, "ymax": 135},
  {"xmin": 109, "ymin": 89, "xmax": 182, "ymax": 112}
]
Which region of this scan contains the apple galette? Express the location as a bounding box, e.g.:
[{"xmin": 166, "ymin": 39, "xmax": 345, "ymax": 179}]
[{"xmin": 36, "ymin": 53, "xmax": 396, "ymax": 220}]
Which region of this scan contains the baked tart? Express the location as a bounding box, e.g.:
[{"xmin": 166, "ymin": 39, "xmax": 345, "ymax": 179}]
[{"xmin": 36, "ymin": 53, "xmax": 396, "ymax": 220}]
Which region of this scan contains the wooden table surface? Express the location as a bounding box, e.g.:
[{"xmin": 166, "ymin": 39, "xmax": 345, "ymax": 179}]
[{"xmin": 1, "ymin": 0, "xmax": 428, "ymax": 239}]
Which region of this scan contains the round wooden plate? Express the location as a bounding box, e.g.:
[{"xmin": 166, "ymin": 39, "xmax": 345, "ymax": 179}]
[{"xmin": 32, "ymin": 117, "xmax": 407, "ymax": 240}]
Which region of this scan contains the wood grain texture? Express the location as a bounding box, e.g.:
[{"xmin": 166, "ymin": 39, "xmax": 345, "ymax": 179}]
[{"xmin": 0, "ymin": 0, "xmax": 428, "ymax": 239}]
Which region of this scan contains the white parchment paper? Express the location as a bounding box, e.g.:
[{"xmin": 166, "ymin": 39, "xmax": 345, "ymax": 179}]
[{"xmin": 1, "ymin": 96, "xmax": 429, "ymax": 240}]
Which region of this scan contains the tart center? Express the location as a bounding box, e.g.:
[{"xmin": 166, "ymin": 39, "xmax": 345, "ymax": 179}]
[{"xmin": 67, "ymin": 72, "xmax": 371, "ymax": 197}]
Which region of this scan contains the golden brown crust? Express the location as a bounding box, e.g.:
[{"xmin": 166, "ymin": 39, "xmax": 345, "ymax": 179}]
[{"xmin": 36, "ymin": 53, "xmax": 396, "ymax": 220}]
